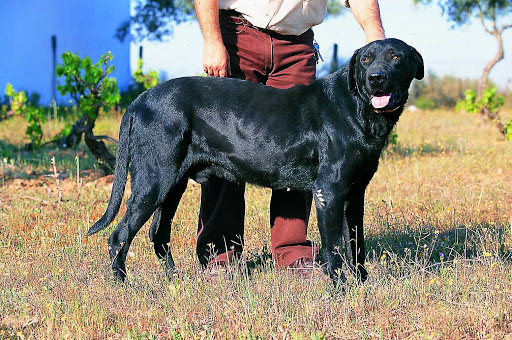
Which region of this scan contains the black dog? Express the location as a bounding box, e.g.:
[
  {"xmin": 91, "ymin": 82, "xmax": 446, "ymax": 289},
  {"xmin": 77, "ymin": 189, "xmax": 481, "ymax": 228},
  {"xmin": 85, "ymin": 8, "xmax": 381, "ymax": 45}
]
[{"xmin": 88, "ymin": 38, "xmax": 423, "ymax": 284}]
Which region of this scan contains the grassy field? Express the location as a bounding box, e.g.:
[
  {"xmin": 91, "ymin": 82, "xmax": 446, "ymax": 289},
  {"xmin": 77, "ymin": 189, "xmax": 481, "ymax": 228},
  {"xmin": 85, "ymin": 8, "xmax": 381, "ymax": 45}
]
[{"xmin": 0, "ymin": 107, "xmax": 511, "ymax": 339}]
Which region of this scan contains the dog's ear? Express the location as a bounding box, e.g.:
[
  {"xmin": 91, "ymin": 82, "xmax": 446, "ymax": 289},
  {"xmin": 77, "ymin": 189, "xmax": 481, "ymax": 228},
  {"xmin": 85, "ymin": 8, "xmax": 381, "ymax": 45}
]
[
  {"xmin": 411, "ymin": 46, "xmax": 424, "ymax": 80},
  {"xmin": 348, "ymin": 48, "xmax": 360, "ymax": 92}
]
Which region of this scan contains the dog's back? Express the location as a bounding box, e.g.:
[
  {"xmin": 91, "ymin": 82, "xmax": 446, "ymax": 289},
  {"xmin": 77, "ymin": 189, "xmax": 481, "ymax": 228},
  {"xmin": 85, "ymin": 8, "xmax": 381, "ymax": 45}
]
[{"xmin": 123, "ymin": 76, "xmax": 330, "ymax": 190}]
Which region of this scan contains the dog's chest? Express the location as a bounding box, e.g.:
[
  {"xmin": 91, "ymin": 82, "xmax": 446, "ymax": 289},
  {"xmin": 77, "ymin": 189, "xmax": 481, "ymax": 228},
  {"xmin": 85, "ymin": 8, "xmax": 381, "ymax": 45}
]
[{"xmin": 341, "ymin": 143, "xmax": 381, "ymax": 183}]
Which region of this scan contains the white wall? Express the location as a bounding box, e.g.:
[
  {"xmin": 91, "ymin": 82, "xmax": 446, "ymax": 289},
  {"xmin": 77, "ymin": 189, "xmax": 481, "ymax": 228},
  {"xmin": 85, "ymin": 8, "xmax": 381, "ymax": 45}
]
[{"xmin": 0, "ymin": 0, "xmax": 131, "ymax": 105}]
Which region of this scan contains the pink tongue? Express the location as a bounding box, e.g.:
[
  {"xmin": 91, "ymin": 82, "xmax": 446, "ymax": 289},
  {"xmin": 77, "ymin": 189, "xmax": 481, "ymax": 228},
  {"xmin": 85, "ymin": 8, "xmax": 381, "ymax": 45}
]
[{"xmin": 372, "ymin": 95, "xmax": 391, "ymax": 109}]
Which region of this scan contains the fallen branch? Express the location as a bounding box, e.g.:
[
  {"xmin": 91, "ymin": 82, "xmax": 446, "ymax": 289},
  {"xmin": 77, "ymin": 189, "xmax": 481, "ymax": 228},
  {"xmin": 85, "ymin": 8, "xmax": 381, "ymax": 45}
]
[
  {"xmin": 88, "ymin": 135, "xmax": 118, "ymax": 144},
  {"xmin": 91, "ymin": 190, "xmax": 105, "ymax": 206}
]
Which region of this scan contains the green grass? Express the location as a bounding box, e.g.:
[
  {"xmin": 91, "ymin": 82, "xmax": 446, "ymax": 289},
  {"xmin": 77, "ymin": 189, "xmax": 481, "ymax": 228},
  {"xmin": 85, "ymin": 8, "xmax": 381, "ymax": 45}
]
[{"xmin": 0, "ymin": 108, "xmax": 511, "ymax": 338}]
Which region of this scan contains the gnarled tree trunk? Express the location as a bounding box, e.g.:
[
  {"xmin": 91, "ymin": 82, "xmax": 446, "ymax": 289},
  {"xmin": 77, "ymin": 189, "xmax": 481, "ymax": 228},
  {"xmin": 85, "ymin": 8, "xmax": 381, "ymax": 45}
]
[
  {"xmin": 58, "ymin": 115, "xmax": 85, "ymax": 149},
  {"xmin": 477, "ymin": 29, "xmax": 505, "ymax": 99},
  {"xmin": 475, "ymin": 23, "xmax": 511, "ymax": 137},
  {"xmin": 59, "ymin": 110, "xmax": 116, "ymax": 175},
  {"xmin": 84, "ymin": 130, "xmax": 116, "ymax": 175}
]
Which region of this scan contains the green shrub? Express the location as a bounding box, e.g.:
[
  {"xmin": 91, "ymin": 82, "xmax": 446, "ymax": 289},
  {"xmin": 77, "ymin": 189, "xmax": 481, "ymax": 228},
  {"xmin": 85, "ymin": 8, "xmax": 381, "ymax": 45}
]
[
  {"xmin": 455, "ymin": 86, "xmax": 504, "ymax": 114},
  {"xmin": 4, "ymin": 83, "xmax": 45, "ymax": 148},
  {"xmin": 456, "ymin": 86, "xmax": 509, "ymax": 141},
  {"xmin": 119, "ymin": 59, "xmax": 159, "ymax": 109},
  {"xmin": 409, "ymin": 72, "xmax": 479, "ymax": 109},
  {"xmin": 55, "ymin": 51, "xmax": 120, "ymax": 173},
  {"xmin": 132, "ymin": 58, "xmax": 158, "ymax": 90},
  {"xmin": 415, "ymin": 97, "xmax": 435, "ymax": 110},
  {"xmin": 504, "ymin": 121, "xmax": 512, "ymax": 142},
  {"xmin": 56, "ymin": 51, "xmax": 120, "ymax": 121}
]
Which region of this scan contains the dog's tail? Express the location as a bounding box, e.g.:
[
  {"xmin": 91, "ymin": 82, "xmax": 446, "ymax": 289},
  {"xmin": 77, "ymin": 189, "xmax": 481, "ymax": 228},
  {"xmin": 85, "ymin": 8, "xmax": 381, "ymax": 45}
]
[{"xmin": 87, "ymin": 112, "xmax": 133, "ymax": 236}]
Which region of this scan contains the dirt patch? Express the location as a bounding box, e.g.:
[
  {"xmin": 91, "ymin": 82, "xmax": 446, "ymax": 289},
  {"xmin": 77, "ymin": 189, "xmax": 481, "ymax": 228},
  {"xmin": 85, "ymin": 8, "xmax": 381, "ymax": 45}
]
[{"xmin": 0, "ymin": 171, "xmax": 118, "ymax": 205}]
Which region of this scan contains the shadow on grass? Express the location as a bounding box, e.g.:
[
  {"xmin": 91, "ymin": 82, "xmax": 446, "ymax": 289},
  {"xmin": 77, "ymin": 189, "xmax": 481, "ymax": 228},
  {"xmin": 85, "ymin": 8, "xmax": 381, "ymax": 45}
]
[
  {"xmin": 383, "ymin": 140, "xmax": 461, "ymax": 158},
  {"xmin": 243, "ymin": 221, "xmax": 511, "ymax": 279},
  {"xmin": 0, "ymin": 139, "xmax": 111, "ymax": 181},
  {"xmin": 0, "ymin": 139, "xmax": 20, "ymax": 158}
]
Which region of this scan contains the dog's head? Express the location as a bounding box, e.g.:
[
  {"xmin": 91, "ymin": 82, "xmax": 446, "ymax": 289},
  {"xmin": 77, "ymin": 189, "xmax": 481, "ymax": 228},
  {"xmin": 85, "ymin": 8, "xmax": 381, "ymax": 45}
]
[{"xmin": 348, "ymin": 38, "xmax": 424, "ymax": 114}]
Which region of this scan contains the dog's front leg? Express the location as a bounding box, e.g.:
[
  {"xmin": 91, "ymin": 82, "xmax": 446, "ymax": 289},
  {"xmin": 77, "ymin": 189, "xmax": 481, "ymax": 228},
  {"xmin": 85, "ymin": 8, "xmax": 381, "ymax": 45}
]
[
  {"xmin": 344, "ymin": 188, "xmax": 367, "ymax": 282},
  {"xmin": 314, "ymin": 182, "xmax": 347, "ymax": 286}
]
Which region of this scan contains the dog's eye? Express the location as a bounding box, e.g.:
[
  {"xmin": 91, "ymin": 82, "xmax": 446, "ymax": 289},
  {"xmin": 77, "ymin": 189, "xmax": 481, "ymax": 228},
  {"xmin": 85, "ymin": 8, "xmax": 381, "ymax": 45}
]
[
  {"xmin": 392, "ymin": 55, "xmax": 399, "ymax": 60},
  {"xmin": 363, "ymin": 57, "xmax": 370, "ymax": 63}
]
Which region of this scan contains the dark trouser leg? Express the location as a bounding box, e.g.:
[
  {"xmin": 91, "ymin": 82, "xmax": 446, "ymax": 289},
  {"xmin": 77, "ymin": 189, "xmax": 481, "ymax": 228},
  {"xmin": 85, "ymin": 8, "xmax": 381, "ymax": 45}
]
[
  {"xmin": 196, "ymin": 12, "xmax": 266, "ymax": 266},
  {"xmin": 270, "ymin": 189, "xmax": 318, "ymax": 268},
  {"xmin": 266, "ymin": 30, "xmax": 318, "ymax": 267},
  {"xmin": 197, "ymin": 177, "xmax": 245, "ymax": 266}
]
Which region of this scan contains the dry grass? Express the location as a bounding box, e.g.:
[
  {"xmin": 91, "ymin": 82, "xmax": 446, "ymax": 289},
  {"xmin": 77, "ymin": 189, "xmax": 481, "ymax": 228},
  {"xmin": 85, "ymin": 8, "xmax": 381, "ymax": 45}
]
[{"xmin": 0, "ymin": 108, "xmax": 511, "ymax": 339}]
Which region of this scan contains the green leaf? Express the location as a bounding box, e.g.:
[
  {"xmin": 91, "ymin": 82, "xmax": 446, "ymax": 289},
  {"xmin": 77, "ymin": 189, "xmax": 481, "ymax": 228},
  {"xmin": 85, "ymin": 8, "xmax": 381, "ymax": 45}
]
[
  {"xmin": 5, "ymin": 83, "xmax": 14, "ymax": 97},
  {"xmin": 56, "ymin": 50, "xmax": 120, "ymax": 120}
]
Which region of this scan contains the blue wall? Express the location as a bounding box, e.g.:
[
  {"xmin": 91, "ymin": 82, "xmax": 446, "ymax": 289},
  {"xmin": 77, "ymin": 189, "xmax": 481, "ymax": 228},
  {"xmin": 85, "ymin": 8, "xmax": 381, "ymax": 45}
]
[{"xmin": 0, "ymin": 0, "xmax": 131, "ymax": 105}]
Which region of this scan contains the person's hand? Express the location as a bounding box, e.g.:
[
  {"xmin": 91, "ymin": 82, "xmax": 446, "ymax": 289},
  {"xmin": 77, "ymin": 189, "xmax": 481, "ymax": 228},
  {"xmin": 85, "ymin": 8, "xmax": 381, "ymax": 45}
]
[{"xmin": 203, "ymin": 41, "xmax": 231, "ymax": 77}]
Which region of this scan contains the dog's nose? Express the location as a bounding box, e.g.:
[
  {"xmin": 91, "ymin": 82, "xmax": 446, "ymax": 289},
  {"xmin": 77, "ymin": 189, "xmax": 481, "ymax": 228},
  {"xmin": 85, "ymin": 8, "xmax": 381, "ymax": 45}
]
[{"xmin": 368, "ymin": 71, "xmax": 386, "ymax": 86}]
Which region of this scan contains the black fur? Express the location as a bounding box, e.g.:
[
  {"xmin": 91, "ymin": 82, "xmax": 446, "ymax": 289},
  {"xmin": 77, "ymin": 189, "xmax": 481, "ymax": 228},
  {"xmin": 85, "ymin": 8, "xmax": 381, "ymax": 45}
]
[{"xmin": 88, "ymin": 38, "xmax": 424, "ymax": 283}]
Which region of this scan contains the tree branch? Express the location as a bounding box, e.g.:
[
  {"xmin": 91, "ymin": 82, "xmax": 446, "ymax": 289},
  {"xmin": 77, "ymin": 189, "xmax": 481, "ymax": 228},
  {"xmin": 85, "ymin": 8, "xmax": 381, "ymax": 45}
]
[
  {"xmin": 94, "ymin": 56, "xmax": 113, "ymax": 89},
  {"xmin": 74, "ymin": 75, "xmax": 97, "ymax": 96},
  {"xmin": 87, "ymin": 135, "xmax": 119, "ymax": 144},
  {"xmin": 501, "ymin": 23, "xmax": 512, "ymax": 32},
  {"xmin": 476, "ymin": 2, "xmax": 493, "ymax": 34},
  {"xmin": 71, "ymin": 92, "xmax": 80, "ymax": 104}
]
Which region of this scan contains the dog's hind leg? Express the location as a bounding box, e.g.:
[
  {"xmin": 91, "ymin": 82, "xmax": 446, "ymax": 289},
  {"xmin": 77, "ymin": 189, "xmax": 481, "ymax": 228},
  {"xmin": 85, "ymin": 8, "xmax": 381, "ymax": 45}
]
[
  {"xmin": 149, "ymin": 178, "xmax": 188, "ymax": 278},
  {"xmin": 107, "ymin": 188, "xmax": 161, "ymax": 282}
]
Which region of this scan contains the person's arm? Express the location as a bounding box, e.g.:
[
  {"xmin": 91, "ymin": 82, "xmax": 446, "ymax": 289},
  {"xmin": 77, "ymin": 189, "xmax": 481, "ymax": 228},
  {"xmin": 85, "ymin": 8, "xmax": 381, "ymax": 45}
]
[
  {"xmin": 194, "ymin": 0, "xmax": 231, "ymax": 77},
  {"xmin": 345, "ymin": 0, "xmax": 386, "ymax": 44}
]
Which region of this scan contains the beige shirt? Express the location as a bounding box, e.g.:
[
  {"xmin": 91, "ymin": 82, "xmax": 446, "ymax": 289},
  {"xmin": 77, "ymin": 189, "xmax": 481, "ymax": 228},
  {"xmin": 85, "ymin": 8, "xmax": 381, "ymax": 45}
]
[{"xmin": 219, "ymin": 0, "xmax": 329, "ymax": 35}]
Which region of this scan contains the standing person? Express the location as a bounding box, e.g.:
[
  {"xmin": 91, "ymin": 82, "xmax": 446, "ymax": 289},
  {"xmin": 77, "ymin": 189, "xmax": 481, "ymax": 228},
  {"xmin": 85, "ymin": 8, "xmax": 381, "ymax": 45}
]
[{"xmin": 194, "ymin": 0, "xmax": 386, "ymax": 274}]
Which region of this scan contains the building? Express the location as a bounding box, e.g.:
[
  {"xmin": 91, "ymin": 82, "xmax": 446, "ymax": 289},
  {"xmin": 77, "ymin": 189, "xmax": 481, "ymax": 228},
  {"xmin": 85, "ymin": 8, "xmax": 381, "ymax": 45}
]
[{"xmin": 0, "ymin": 0, "xmax": 131, "ymax": 105}]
